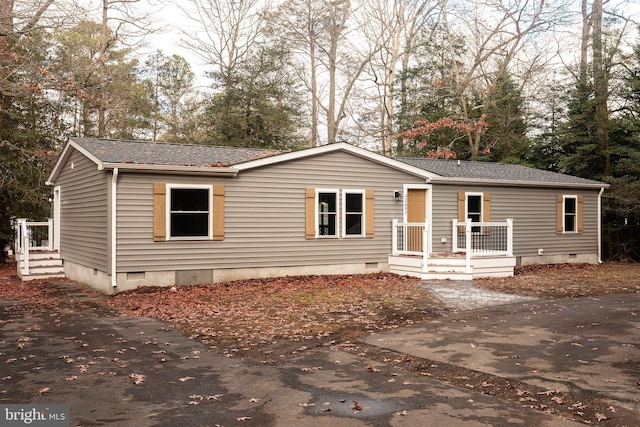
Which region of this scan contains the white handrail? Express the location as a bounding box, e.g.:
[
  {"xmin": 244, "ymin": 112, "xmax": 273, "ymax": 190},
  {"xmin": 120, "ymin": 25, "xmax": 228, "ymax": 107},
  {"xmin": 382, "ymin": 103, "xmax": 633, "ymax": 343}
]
[
  {"xmin": 391, "ymin": 221, "xmax": 430, "ymax": 258},
  {"xmin": 452, "ymin": 219, "xmax": 514, "ymax": 258},
  {"xmin": 14, "ymin": 218, "xmax": 55, "ymax": 276}
]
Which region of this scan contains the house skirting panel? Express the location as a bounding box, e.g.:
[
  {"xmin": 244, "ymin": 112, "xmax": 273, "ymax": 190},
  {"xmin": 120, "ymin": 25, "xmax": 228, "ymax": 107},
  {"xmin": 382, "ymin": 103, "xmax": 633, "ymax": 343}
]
[
  {"xmin": 68, "ymin": 261, "xmax": 388, "ymax": 294},
  {"xmin": 518, "ymin": 253, "xmax": 599, "ymax": 267},
  {"xmin": 64, "ymin": 260, "xmax": 111, "ymax": 294}
]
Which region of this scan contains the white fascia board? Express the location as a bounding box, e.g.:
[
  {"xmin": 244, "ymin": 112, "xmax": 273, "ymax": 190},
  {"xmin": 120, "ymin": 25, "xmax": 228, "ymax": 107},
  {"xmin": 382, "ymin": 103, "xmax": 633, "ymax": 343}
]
[
  {"xmin": 235, "ymin": 142, "xmax": 439, "ymax": 180},
  {"xmin": 429, "ymin": 176, "xmax": 609, "ymax": 189},
  {"xmin": 100, "ymin": 162, "xmax": 239, "ymax": 177}
]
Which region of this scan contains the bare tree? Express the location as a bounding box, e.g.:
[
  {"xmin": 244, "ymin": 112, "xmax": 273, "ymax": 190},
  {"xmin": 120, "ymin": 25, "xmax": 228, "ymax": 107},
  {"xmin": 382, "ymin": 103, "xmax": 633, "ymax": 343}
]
[
  {"xmin": 267, "ymin": 0, "xmax": 323, "ymax": 146},
  {"xmin": 315, "ymin": 0, "xmax": 380, "ymax": 144},
  {"xmin": 97, "ymin": 0, "xmax": 156, "ymax": 136},
  {"xmin": 0, "ymin": 0, "xmax": 57, "ymax": 101},
  {"xmin": 180, "ymin": 0, "xmax": 267, "ymax": 94},
  {"xmin": 362, "ymin": 0, "xmax": 439, "ymax": 155},
  {"xmin": 442, "ymin": 0, "xmax": 570, "ymax": 157}
]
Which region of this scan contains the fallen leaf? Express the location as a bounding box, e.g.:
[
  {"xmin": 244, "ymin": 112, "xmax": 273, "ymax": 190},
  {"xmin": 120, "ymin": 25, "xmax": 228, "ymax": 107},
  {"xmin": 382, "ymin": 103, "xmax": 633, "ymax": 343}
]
[
  {"xmin": 130, "ymin": 373, "xmax": 145, "ymax": 384},
  {"xmin": 352, "ymin": 401, "xmax": 363, "ymax": 411},
  {"xmin": 595, "ymin": 413, "xmax": 608, "ymax": 421},
  {"xmin": 38, "ymin": 387, "xmax": 50, "ymax": 395},
  {"xmin": 178, "ymin": 376, "xmax": 195, "ymax": 382}
]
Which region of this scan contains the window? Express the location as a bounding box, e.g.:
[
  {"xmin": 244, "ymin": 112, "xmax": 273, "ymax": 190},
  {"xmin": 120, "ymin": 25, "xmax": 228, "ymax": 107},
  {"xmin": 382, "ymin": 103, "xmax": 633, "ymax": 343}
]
[
  {"xmin": 467, "ymin": 193, "xmax": 482, "ymax": 233},
  {"xmin": 169, "ymin": 185, "xmax": 211, "ymax": 238},
  {"xmin": 556, "ymin": 194, "xmax": 583, "ymax": 234},
  {"xmin": 563, "ymin": 196, "xmax": 577, "ymax": 233},
  {"xmin": 343, "ymin": 191, "xmax": 364, "ymax": 237},
  {"xmin": 305, "ymin": 188, "xmax": 374, "ymax": 239},
  {"xmin": 317, "ymin": 191, "xmax": 338, "ymax": 236}
]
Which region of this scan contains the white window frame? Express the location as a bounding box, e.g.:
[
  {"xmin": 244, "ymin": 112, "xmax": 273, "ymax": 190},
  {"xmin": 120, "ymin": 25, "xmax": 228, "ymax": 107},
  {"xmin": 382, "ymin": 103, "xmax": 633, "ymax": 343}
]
[
  {"xmin": 342, "ymin": 189, "xmax": 365, "ymax": 238},
  {"xmin": 316, "ymin": 189, "xmax": 339, "ymax": 238},
  {"xmin": 166, "ymin": 183, "xmax": 213, "ymax": 240},
  {"xmin": 466, "ymin": 192, "xmax": 483, "ymax": 233},
  {"xmin": 563, "ymin": 195, "xmax": 578, "ymax": 234}
]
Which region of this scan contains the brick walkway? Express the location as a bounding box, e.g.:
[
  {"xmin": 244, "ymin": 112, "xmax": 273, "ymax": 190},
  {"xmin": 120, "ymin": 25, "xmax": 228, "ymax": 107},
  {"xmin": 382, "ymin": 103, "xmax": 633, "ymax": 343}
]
[{"xmin": 420, "ymin": 281, "xmax": 537, "ymax": 310}]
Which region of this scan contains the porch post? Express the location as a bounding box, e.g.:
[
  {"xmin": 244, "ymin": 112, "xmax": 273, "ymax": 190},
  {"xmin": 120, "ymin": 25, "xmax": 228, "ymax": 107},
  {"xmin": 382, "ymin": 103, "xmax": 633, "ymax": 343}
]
[
  {"xmin": 21, "ymin": 221, "xmax": 30, "ymax": 275},
  {"xmin": 422, "ymin": 221, "xmax": 429, "ymax": 273},
  {"xmin": 465, "ymin": 220, "xmax": 472, "ymax": 274},
  {"xmin": 47, "ymin": 218, "xmax": 54, "ymax": 251},
  {"xmin": 14, "ymin": 219, "xmax": 22, "ymax": 255},
  {"xmin": 391, "ymin": 219, "xmax": 398, "ymax": 255},
  {"xmin": 451, "ymin": 219, "xmax": 458, "ymax": 251},
  {"xmin": 506, "ymin": 218, "xmax": 514, "ymax": 256}
]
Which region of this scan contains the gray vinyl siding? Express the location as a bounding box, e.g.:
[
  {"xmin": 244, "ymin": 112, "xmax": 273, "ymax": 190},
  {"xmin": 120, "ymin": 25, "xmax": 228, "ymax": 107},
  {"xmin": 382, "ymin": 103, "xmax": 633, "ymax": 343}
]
[
  {"xmin": 55, "ymin": 150, "xmax": 109, "ymax": 271},
  {"xmin": 115, "ymin": 151, "xmax": 426, "ymax": 272},
  {"xmin": 430, "ymin": 184, "xmax": 600, "ymax": 258}
]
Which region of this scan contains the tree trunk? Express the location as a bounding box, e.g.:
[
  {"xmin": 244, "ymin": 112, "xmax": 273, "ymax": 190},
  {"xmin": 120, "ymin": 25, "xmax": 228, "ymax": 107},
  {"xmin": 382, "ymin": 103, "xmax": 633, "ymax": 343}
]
[
  {"xmin": 98, "ymin": 0, "xmax": 108, "ymax": 137},
  {"xmin": 591, "ymin": 0, "xmax": 610, "ymax": 177},
  {"xmin": 579, "ymin": 0, "xmax": 590, "ymax": 83},
  {"xmin": 327, "ymin": 14, "xmax": 338, "ymax": 144},
  {"xmin": 309, "ymin": 32, "xmax": 318, "ymax": 147}
]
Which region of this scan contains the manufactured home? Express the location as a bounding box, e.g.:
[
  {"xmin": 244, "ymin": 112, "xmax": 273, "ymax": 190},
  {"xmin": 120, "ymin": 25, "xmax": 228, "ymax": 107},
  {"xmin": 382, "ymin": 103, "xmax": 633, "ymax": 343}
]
[{"xmin": 15, "ymin": 138, "xmax": 607, "ymax": 294}]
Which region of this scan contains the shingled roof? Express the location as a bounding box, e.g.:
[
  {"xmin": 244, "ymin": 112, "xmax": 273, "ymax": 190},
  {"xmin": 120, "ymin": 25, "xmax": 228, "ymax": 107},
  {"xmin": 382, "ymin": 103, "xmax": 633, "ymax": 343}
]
[
  {"xmin": 397, "ymin": 157, "xmax": 604, "ymax": 186},
  {"xmin": 61, "ymin": 138, "xmax": 604, "ymax": 187},
  {"xmin": 72, "ymin": 138, "xmax": 286, "ymax": 167}
]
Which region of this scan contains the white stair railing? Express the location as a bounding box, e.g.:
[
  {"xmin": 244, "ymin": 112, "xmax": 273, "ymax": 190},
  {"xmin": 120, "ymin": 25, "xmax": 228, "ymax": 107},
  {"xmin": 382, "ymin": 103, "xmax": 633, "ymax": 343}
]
[
  {"xmin": 14, "ymin": 218, "xmax": 55, "ymax": 276},
  {"xmin": 391, "ymin": 220, "xmax": 431, "ymax": 271}
]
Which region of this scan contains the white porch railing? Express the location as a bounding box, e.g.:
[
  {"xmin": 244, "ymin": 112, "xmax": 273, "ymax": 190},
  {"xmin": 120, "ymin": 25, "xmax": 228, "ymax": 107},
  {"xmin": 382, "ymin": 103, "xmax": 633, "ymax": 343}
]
[
  {"xmin": 452, "ymin": 219, "xmax": 513, "ymax": 273},
  {"xmin": 14, "ymin": 218, "xmax": 55, "ymax": 275},
  {"xmin": 391, "ymin": 220, "xmax": 431, "ymax": 271}
]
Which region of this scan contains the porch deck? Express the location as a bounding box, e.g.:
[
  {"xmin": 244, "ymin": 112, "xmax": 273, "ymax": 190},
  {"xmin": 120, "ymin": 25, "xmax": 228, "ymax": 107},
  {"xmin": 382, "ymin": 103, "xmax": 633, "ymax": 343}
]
[{"xmin": 389, "ymin": 219, "xmax": 516, "ymax": 280}]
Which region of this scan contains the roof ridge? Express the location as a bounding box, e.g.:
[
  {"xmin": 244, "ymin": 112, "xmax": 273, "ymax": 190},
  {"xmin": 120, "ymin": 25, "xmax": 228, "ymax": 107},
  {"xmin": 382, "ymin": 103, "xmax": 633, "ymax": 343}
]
[{"xmin": 76, "ymin": 137, "xmax": 288, "ymax": 153}]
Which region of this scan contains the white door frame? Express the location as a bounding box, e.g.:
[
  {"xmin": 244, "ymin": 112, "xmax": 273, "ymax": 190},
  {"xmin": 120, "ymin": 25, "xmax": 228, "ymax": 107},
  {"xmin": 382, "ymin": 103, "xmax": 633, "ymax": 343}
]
[
  {"xmin": 402, "ymin": 184, "xmax": 432, "ymax": 224},
  {"xmin": 53, "ymin": 185, "xmax": 61, "ymax": 251}
]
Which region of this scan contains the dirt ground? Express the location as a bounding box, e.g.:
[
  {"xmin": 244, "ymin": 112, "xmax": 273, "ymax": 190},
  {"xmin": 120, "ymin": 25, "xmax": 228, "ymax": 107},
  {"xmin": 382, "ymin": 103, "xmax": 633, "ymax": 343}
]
[{"xmin": 1, "ymin": 261, "xmax": 640, "ymax": 425}]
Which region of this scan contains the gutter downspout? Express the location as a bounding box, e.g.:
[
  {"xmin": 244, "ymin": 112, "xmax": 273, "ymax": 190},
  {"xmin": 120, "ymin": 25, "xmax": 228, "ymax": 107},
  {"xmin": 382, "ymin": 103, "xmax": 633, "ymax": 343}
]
[
  {"xmin": 111, "ymin": 168, "xmax": 119, "ymax": 288},
  {"xmin": 597, "ymin": 187, "xmax": 604, "ymax": 264}
]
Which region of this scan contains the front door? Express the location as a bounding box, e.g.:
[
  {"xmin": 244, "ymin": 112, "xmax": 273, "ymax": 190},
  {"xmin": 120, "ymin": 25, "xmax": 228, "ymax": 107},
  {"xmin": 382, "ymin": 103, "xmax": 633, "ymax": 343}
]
[{"xmin": 407, "ymin": 189, "xmax": 426, "ymax": 252}]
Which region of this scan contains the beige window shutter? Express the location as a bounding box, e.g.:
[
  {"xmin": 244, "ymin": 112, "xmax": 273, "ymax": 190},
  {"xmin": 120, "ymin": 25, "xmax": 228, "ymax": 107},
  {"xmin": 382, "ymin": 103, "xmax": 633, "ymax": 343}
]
[
  {"xmin": 483, "ymin": 192, "xmax": 491, "ymax": 222},
  {"xmin": 457, "ymin": 192, "xmax": 465, "ymax": 222},
  {"xmin": 556, "ymin": 195, "xmax": 563, "ymax": 234},
  {"xmin": 305, "ymin": 188, "xmax": 315, "ymax": 239},
  {"xmin": 213, "ymin": 184, "xmax": 225, "ymax": 241},
  {"xmin": 577, "ymin": 195, "xmax": 584, "ymax": 233},
  {"xmin": 153, "ymin": 183, "xmax": 167, "ymax": 241},
  {"xmin": 365, "ymin": 189, "xmax": 375, "ymax": 238},
  {"xmin": 482, "ymin": 192, "xmax": 491, "ymax": 235}
]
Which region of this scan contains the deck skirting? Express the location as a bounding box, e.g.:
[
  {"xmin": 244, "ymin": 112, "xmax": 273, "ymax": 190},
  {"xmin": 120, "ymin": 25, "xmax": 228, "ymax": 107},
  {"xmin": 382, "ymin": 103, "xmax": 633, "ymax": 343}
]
[{"xmin": 388, "ymin": 253, "xmax": 516, "ymax": 280}]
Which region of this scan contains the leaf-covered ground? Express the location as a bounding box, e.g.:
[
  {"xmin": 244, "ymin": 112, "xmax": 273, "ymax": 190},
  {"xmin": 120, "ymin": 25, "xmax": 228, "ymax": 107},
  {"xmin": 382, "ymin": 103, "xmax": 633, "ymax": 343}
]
[
  {"xmin": 105, "ymin": 273, "xmax": 445, "ymax": 358},
  {"xmin": 3, "ymin": 261, "xmax": 640, "ymax": 424},
  {"xmin": 2, "ymin": 261, "xmax": 640, "ymax": 359},
  {"xmin": 475, "ymin": 262, "xmax": 640, "ymax": 297}
]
